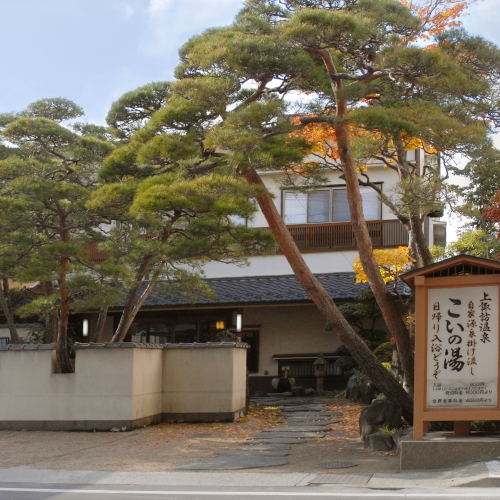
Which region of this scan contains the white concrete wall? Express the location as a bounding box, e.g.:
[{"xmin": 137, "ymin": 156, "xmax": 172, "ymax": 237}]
[
  {"xmin": 201, "ymin": 250, "xmax": 359, "ymax": 278},
  {"xmin": 244, "ymin": 305, "xmax": 342, "ymax": 377},
  {"xmin": 0, "ymin": 347, "xmax": 156, "ymax": 422},
  {"xmin": 131, "ymin": 347, "xmax": 164, "ymax": 420},
  {"xmin": 0, "ymin": 343, "xmax": 247, "ymax": 429},
  {"xmin": 162, "ymin": 346, "xmax": 246, "ymax": 416},
  {"xmin": 0, "ymin": 327, "xmax": 33, "ymax": 343}
]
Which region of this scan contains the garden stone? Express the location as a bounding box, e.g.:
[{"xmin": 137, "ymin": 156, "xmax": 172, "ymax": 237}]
[
  {"xmin": 315, "ymin": 390, "xmax": 335, "ymax": 397},
  {"xmin": 291, "ymin": 386, "xmax": 305, "ymax": 397},
  {"xmin": 392, "ymin": 427, "xmax": 412, "ymax": 453},
  {"xmin": 359, "ymin": 377, "xmax": 380, "ymax": 404},
  {"xmin": 359, "ymin": 401, "xmax": 402, "ymax": 439},
  {"xmin": 363, "ymin": 431, "xmax": 394, "ymax": 451},
  {"xmin": 345, "ymin": 373, "xmax": 360, "ymax": 400}
]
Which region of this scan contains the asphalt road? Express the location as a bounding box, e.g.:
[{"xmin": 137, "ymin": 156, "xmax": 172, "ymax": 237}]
[{"xmin": 1, "ymin": 485, "xmax": 500, "ymax": 500}]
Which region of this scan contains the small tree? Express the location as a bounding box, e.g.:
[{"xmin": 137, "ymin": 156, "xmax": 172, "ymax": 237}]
[
  {"xmin": 0, "ymin": 99, "xmax": 118, "ymax": 372},
  {"xmin": 88, "ymin": 172, "xmax": 272, "ymax": 342}
]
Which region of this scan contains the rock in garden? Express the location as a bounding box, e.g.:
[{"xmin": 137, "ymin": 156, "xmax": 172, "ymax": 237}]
[
  {"xmin": 363, "ymin": 431, "xmax": 394, "ymax": 451},
  {"xmin": 359, "ymin": 401, "xmax": 402, "ymax": 439},
  {"xmin": 345, "ymin": 373, "xmax": 360, "ymax": 400},
  {"xmin": 392, "ymin": 427, "xmax": 412, "ymax": 453},
  {"xmin": 358, "ymin": 377, "xmax": 379, "ymax": 404}
]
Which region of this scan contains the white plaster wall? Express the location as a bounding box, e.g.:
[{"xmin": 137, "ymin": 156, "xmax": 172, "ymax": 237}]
[
  {"xmin": 0, "ymin": 348, "xmax": 140, "ymax": 421},
  {"xmin": 0, "ymin": 345, "xmax": 246, "ymax": 424},
  {"xmin": 131, "ymin": 348, "xmax": 163, "ymax": 420},
  {"xmin": 87, "ymin": 315, "xmax": 115, "ymax": 342},
  {"xmin": 0, "ymin": 328, "xmax": 32, "ymax": 342},
  {"xmin": 201, "ymin": 250, "xmax": 359, "ymax": 278},
  {"xmin": 243, "ymin": 305, "xmax": 342, "ymax": 377},
  {"xmin": 162, "ymin": 347, "xmax": 246, "ymax": 414}
]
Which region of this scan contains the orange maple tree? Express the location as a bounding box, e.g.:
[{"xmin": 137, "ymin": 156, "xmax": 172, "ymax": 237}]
[
  {"xmin": 402, "ymin": 0, "xmax": 477, "ymax": 40},
  {"xmin": 482, "ymin": 191, "xmax": 500, "ymax": 236}
]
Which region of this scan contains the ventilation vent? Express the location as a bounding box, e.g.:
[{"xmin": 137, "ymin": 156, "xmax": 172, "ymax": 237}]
[{"xmin": 425, "ymin": 263, "xmax": 500, "ymax": 279}]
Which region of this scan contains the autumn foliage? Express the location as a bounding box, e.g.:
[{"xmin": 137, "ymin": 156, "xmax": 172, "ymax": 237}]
[
  {"xmin": 353, "ymin": 247, "xmax": 413, "ymax": 285},
  {"xmin": 483, "ymin": 191, "xmax": 500, "ymax": 237},
  {"xmin": 401, "ymin": 0, "xmax": 476, "ymax": 40}
]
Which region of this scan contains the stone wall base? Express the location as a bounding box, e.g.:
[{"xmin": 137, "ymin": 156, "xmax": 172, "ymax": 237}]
[
  {"xmin": 401, "ymin": 431, "xmax": 500, "ymax": 470},
  {"xmin": 0, "ymin": 414, "xmax": 163, "ymax": 432},
  {"xmin": 162, "ymin": 408, "xmax": 246, "ymax": 423},
  {"xmin": 0, "ymin": 409, "xmax": 247, "ymax": 431}
]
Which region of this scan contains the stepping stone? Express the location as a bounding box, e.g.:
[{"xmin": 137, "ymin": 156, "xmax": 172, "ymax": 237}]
[
  {"xmin": 240, "ymin": 443, "xmax": 290, "ymax": 451},
  {"xmin": 282, "ymin": 412, "xmax": 341, "ymax": 417},
  {"xmin": 249, "ymin": 431, "xmax": 326, "ymax": 439},
  {"xmin": 216, "ymin": 450, "xmax": 289, "ymax": 457},
  {"xmin": 280, "ymin": 407, "xmax": 329, "ymax": 412},
  {"xmin": 281, "ymin": 423, "xmax": 338, "ymax": 430},
  {"xmin": 283, "ymin": 417, "xmax": 342, "ymax": 423},
  {"xmin": 282, "ymin": 420, "xmax": 342, "ymax": 426},
  {"xmin": 262, "ymin": 425, "xmax": 326, "ymax": 432},
  {"xmin": 245, "ymin": 438, "xmax": 308, "ymax": 444},
  {"xmin": 173, "ymin": 455, "xmax": 288, "ymax": 470}
]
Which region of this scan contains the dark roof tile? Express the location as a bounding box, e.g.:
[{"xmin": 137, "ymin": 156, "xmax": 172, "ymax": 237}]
[{"xmin": 123, "ymin": 273, "xmax": 409, "ymax": 309}]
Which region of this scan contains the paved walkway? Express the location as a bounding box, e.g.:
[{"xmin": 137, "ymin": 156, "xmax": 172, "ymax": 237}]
[{"xmin": 174, "ymin": 397, "xmax": 343, "ymax": 470}]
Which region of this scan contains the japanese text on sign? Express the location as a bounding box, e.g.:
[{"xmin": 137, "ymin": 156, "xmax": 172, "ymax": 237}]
[{"xmin": 427, "ymin": 286, "xmax": 498, "ymax": 408}]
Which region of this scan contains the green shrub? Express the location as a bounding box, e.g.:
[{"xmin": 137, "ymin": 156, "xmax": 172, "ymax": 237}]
[
  {"xmin": 373, "ymin": 341, "xmax": 394, "ymax": 363},
  {"xmin": 334, "ymin": 355, "xmax": 358, "ymax": 373}
]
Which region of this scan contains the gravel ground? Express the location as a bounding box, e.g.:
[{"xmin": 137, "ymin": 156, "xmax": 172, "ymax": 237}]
[{"xmin": 0, "ymin": 397, "xmax": 400, "ymax": 474}]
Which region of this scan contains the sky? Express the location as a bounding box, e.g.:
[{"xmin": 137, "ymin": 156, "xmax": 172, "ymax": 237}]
[
  {"xmin": 1, "ymin": 0, "xmax": 498, "ymax": 125},
  {"xmin": 0, "ymin": 0, "xmax": 499, "ymax": 240}
]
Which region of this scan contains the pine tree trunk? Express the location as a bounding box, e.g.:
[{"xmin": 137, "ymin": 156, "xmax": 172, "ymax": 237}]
[
  {"xmin": 0, "ymin": 278, "xmax": 21, "ymax": 344},
  {"xmin": 55, "ymin": 281, "xmax": 73, "ymax": 373},
  {"xmin": 111, "ymin": 256, "xmax": 154, "ymax": 342},
  {"xmin": 55, "ymin": 220, "xmax": 74, "ymax": 374},
  {"xmin": 93, "ymin": 306, "xmax": 108, "ymax": 342},
  {"xmin": 409, "ymin": 214, "xmax": 433, "ymax": 267},
  {"xmin": 41, "ymin": 281, "xmax": 59, "ymax": 343},
  {"xmin": 112, "ymin": 225, "xmax": 176, "ymax": 342},
  {"xmin": 309, "ymin": 47, "xmax": 415, "ymax": 395},
  {"xmin": 243, "ymin": 168, "xmax": 414, "ymax": 423},
  {"xmin": 112, "ymin": 274, "xmax": 162, "ymax": 342},
  {"xmin": 334, "ymin": 117, "xmax": 415, "ymax": 396}
]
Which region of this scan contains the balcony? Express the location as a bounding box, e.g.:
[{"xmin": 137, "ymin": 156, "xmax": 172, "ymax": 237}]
[
  {"xmin": 259, "ymin": 219, "xmax": 408, "ymax": 253},
  {"xmin": 86, "ymin": 219, "xmax": 408, "ymax": 262}
]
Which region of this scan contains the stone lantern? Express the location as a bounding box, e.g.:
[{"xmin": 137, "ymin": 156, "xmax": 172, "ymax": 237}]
[{"xmin": 313, "ymin": 352, "xmax": 327, "ymax": 392}]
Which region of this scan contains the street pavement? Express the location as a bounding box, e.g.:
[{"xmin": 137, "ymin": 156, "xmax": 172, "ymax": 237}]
[{"xmin": 1, "ymin": 396, "xmax": 500, "ymax": 496}]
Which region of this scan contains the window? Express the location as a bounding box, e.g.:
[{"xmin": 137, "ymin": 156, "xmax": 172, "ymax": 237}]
[{"xmin": 284, "ymin": 185, "xmax": 381, "ymax": 224}]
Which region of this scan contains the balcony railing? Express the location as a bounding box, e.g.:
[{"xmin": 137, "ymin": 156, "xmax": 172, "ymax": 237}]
[
  {"xmin": 86, "ymin": 219, "xmax": 408, "ymax": 261},
  {"xmin": 258, "ymin": 219, "xmax": 408, "ymax": 253}
]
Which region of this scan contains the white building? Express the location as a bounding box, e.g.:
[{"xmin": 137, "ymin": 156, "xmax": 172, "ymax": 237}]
[
  {"xmin": 1, "ymin": 151, "xmax": 445, "ymax": 393},
  {"xmin": 82, "ymin": 151, "xmax": 445, "ymax": 393}
]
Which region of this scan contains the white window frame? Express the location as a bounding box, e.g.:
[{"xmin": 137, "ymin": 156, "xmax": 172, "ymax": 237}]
[{"xmin": 283, "ymin": 184, "xmax": 382, "ymax": 225}]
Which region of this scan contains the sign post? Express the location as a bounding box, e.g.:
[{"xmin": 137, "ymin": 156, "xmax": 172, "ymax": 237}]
[{"xmin": 403, "ymin": 256, "xmax": 500, "ymax": 440}]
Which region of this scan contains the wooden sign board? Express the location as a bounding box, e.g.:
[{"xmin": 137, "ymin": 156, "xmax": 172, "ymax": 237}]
[{"xmin": 402, "ymin": 256, "xmax": 500, "ymax": 440}]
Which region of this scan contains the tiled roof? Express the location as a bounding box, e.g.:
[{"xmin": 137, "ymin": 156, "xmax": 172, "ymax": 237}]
[{"xmin": 120, "ymin": 273, "xmax": 409, "ymax": 310}]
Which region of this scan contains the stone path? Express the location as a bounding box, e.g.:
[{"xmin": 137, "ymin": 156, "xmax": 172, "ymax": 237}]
[{"xmin": 173, "ymin": 397, "xmax": 340, "ymax": 470}]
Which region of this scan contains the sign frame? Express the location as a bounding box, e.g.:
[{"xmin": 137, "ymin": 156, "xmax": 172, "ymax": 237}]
[{"xmin": 413, "ymin": 272, "xmax": 500, "ymax": 440}]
